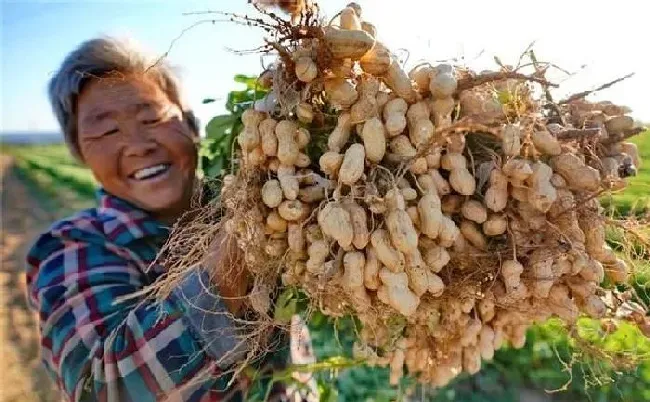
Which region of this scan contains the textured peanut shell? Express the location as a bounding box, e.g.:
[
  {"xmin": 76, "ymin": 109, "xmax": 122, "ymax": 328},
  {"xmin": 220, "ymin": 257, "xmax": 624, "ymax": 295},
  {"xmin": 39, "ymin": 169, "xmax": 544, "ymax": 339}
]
[
  {"xmin": 339, "ymin": 144, "xmax": 366, "ymax": 185},
  {"xmin": 323, "ymin": 26, "xmax": 375, "ymax": 60}
]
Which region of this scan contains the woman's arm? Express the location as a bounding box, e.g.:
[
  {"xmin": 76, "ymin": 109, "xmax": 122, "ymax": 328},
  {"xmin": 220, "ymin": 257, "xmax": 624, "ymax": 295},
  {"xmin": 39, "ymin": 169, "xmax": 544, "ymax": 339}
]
[
  {"xmin": 203, "ymin": 230, "xmax": 251, "ymax": 317},
  {"xmin": 26, "ymin": 232, "xmax": 250, "ymax": 401}
]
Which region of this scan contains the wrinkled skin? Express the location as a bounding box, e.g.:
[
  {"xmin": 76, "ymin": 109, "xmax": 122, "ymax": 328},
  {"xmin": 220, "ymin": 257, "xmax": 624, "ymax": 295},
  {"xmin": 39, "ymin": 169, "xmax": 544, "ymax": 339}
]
[{"xmin": 77, "ymin": 75, "xmax": 197, "ymax": 223}]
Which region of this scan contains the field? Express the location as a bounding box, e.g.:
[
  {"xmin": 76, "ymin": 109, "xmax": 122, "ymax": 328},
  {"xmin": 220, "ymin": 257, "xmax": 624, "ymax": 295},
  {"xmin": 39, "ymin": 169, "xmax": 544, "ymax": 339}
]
[
  {"xmin": 1, "ymin": 132, "xmax": 649, "ymax": 401},
  {"xmin": 602, "ymin": 135, "xmax": 650, "ymax": 215},
  {"xmin": 5, "ymin": 144, "xmax": 96, "ymax": 213}
]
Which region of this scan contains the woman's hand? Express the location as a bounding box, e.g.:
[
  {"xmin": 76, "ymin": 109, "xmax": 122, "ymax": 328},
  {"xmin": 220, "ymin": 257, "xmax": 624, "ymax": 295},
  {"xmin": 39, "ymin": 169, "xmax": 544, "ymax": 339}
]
[{"xmin": 203, "ymin": 229, "xmax": 250, "ymax": 316}]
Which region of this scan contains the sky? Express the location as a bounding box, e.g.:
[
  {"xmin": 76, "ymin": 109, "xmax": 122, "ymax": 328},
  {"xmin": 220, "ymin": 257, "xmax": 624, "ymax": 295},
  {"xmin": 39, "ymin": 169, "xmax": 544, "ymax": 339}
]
[{"xmin": 1, "ymin": 0, "xmax": 649, "ymax": 135}]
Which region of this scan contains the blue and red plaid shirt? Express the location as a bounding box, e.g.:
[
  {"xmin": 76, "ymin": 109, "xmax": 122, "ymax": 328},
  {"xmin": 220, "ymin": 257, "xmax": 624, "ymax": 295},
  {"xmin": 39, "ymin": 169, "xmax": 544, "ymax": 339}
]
[{"xmin": 25, "ymin": 189, "xmax": 298, "ymax": 402}]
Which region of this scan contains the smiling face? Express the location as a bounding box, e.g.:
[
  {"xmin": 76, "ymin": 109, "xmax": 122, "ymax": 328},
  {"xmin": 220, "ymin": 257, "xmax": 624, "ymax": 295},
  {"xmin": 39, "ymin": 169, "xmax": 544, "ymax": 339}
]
[{"xmin": 77, "ymin": 75, "xmax": 197, "ymax": 222}]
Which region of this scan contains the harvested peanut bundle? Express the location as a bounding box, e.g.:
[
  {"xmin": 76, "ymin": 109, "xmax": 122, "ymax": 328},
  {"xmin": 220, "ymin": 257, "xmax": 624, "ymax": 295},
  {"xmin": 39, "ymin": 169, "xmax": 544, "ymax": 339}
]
[{"xmin": 159, "ymin": 0, "xmax": 649, "ymax": 390}]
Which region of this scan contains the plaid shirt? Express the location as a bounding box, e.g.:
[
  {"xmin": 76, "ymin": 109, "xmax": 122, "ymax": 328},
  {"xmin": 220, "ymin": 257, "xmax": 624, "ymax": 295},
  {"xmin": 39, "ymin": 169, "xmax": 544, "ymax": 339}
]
[{"xmin": 25, "ymin": 189, "xmax": 293, "ymax": 402}]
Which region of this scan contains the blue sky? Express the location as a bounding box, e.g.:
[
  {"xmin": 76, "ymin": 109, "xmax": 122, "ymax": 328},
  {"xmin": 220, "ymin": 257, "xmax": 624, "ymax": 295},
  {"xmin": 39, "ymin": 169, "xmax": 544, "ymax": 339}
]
[
  {"xmin": 1, "ymin": 0, "xmax": 289, "ymax": 133},
  {"xmin": 2, "ymin": 0, "xmax": 649, "ymax": 134}
]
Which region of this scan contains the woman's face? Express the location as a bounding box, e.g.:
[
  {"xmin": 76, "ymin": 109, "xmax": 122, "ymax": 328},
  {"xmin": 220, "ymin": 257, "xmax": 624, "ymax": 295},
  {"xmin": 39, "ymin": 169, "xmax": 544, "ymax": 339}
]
[{"xmin": 77, "ymin": 75, "xmax": 197, "ymax": 222}]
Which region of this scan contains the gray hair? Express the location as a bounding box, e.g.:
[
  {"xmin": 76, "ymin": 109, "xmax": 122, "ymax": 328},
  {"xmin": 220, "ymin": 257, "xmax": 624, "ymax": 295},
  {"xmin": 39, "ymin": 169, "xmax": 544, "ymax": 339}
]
[{"xmin": 48, "ymin": 36, "xmax": 199, "ymax": 161}]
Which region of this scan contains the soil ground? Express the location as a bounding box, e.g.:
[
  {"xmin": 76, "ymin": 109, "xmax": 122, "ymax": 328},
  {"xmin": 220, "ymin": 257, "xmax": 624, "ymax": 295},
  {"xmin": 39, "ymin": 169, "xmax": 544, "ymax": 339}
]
[{"xmin": 0, "ymin": 155, "xmax": 61, "ymax": 402}]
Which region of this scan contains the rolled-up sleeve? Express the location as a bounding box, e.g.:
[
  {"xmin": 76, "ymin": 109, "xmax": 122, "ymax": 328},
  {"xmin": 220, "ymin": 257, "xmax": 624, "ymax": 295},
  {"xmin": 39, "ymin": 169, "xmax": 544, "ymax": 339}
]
[{"xmin": 26, "ymin": 232, "xmax": 246, "ymax": 401}]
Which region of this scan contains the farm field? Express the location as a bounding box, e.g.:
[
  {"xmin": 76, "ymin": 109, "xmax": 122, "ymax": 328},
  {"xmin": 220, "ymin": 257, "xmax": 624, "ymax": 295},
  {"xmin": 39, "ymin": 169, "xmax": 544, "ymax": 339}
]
[
  {"xmin": 602, "ymin": 135, "xmax": 650, "ymax": 215},
  {"xmin": 1, "ymin": 131, "xmax": 649, "ymax": 401}
]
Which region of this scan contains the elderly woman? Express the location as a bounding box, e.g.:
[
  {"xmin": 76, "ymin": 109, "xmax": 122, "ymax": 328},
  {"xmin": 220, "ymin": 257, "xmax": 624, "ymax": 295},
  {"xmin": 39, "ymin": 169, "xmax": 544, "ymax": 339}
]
[{"xmin": 25, "ymin": 37, "xmax": 313, "ymax": 401}]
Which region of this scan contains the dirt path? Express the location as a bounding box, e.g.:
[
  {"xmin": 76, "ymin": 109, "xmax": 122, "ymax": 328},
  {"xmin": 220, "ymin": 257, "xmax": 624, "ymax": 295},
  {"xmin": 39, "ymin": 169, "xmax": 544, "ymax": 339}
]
[{"xmin": 0, "ymin": 154, "xmax": 61, "ymax": 402}]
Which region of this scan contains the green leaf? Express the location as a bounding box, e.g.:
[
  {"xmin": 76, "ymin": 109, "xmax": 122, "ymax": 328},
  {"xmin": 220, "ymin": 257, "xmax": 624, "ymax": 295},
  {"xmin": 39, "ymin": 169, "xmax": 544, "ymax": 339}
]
[
  {"xmin": 233, "ymin": 74, "xmax": 260, "ymax": 90},
  {"xmin": 205, "ymin": 158, "xmax": 223, "ymax": 179},
  {"xmin": 202, "ymin": 98, "xmax": 217, "ymax": 104},
  {"xmin": 197, "ymin": 139, "xmax": 217, "ymax": 158},
  {"xmin": 274, "ymin": 288, "xmax": 298, "ymax": 323},
  {"xmin": 274, "ymin": 300, "xmax": 297, "ymax": 324},
  {"xmin": 226, "ymin": 90, "xmax": 250, "ymax": 112},
  {"xmin": 205, "ymin": 114, "xmax": 236, "ymax": 140},
  {"xmin": 317, "ymin": 379, "xmax": 339, "ymax": 402}
]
